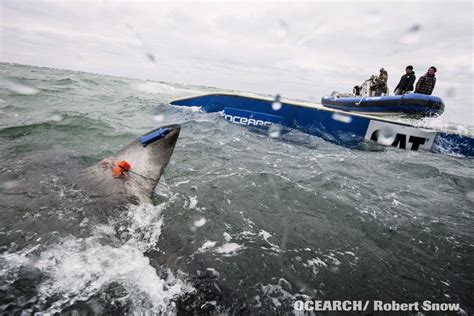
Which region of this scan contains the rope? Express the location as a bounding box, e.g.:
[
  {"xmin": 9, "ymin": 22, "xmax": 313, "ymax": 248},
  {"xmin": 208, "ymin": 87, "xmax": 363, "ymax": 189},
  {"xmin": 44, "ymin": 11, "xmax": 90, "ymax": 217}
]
[{"xmin": 127, "ymin": 169, "xmax": 158, "ymax": 182}]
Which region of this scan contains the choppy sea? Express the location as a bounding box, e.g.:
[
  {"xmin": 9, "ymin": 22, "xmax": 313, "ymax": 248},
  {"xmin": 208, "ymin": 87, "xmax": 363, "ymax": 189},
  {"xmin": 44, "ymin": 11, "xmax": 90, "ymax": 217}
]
[{"xmin": 0, "ymin": 62, "xmax": 473, "ymax": 314}]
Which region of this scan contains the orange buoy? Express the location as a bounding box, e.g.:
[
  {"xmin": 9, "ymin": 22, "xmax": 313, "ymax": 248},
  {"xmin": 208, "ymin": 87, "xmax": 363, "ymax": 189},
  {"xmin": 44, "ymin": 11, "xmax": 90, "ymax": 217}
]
[{"xmin": 112, "ymin": 160, "xmax": 132, "ymax": 177}]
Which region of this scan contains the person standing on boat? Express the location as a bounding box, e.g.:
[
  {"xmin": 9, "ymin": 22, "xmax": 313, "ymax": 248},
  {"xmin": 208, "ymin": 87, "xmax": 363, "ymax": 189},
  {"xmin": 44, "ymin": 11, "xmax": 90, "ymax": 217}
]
[
  {"xmin": 369, "ymin": 68, "xmax": 388, "ymax": 96},
  {"xmin": 415, "ymin": 66, "xmax": 437, "ymax": 95},
  {"xmin": 394, "ymin": 65, "xmax": 416, "ymax": 95}
]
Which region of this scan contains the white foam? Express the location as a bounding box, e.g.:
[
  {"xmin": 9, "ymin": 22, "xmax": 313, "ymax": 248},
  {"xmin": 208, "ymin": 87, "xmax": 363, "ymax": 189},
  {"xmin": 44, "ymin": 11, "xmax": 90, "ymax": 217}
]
[
  {"xmin": 324, "ymin": 254, "xmax": 342, "ymax": 266},
  {"xmin": 35, "ymin": 236, "xmax": 192, "ymax": 313},
  {"xmin": 271, "ymin": 297, "xmax": 281, "ymax": 307},
  {"xmin": 194, "ymin": 217, "xmax": 207, "ymax": 228},
  {"xmin": 133, "ymin": 81, "xmax": 176, "ymax": 94},
  {"xmin": 120, "ymin": 203, "xmax": 165, "ymax": 251},
  {"xmin": 0, "ymin": 253, "xmax": 30, "ymax": 278},
  {"xmin": 206, "ymin": 268, "xmax": 220, "ymax": 277},
  {"xmin": 214, "ymin": 243, "xmax": 243, "ymax": 255},
  {"xmin": 197, "ymin": 241, "xmax": 217, "ymax": 252},
  {"xmin": 259, "ymin": 283, "xmax": 310, "ymax": 310},
  {"xmin": 258, "ymin": 230, "xmax": 280, "ymax": 251},
  {"xmin": 0, "ymin": 203, "xmax": 194, "ymax": 313},
  {"xmin": 189, "ymin": 196, "xmax": 198, "ymax": 209},
  {"xmin": 223, "ymin": 232, "xmax": 232, "ymax": 242},
  {"xmin": 304, "ymin": 258, "xmax": 328, "ymax": 275},
  {"xmin": 173, "ymin": 180, "xmax": 190, "ymax": 187},
  {"xmin": 415, "ymin": 117, "xmax": 474, "ymax": 136},
  {"xmin": 174, "ymin": 105, "xmax": 202, "ymax": 113}
]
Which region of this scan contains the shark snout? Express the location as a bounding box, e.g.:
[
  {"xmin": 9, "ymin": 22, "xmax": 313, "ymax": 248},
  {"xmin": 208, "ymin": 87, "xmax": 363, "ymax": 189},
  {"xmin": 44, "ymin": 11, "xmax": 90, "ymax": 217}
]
[{"xmin": 109, "ymin": 124, "xmax": 181, "ymax": 195}]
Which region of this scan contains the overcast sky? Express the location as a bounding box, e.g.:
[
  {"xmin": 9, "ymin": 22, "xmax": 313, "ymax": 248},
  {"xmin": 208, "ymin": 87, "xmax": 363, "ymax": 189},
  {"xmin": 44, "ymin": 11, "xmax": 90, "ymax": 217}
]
[{"xmin": 1, "ymin": 0, "xmax": 472, "ymax": 124}]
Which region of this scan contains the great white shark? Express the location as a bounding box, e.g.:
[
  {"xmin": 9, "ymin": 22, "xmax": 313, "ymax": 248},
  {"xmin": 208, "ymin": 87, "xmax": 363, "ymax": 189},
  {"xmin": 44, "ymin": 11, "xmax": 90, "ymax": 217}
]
[
  {"xmin": 81, "ymin": 124, "xmax": 181, "ymax": 205},
  {"xmin": 0, "ymin": 124, "xmax": 182, "ymax": 313}
]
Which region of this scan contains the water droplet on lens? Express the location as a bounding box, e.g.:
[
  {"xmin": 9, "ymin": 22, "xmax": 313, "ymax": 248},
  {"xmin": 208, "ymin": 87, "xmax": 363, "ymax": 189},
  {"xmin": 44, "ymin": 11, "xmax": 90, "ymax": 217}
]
[
  {"xmin": 332, "ymin": 113, "xmax": 352, "ymax": 124},
  {"xmin": 375, "ymin": 128, "xmax": 395, "ymax": 145},
  {"xmin": 194, "ymin": 217, "xmax": 207, "ymax": 228},
  {"xmin": 272, "ymin": 101, "xmax": 282, "ymax": 111},
  {"xmin": 49, "ymin": 114, "xmax": 63, "ymax": 122},
  {"xmin": 268, "ymin": 125, "xmax": 281, "ymax": 138},
  {"xmin": 0, "ymin": 180, "xmax": 19, "ymax": 190},
  {"xmin": 153, "ymin": 114, "xmax": 164, "ymax": 122},
  {"xmin": 408, "ymin": 24, "xmax": 421, "ymax": 32},
  {"xmin": 146, "ymin": 53, "xmax": 156, "ymax": 63},
  {"xmin": 399, "ymin": 33, "xmax": 420, "ymax": 44},
  {"xmin": 272, "ymin": 94, "xmax": 282, "ymax": 111},
  {"xmin": 5, "ymin": 79, "xmax": 39, "ymax": 95},
  {"xmin": 446, "ymin": 87, "xmax": 455, "ymax": 98}
]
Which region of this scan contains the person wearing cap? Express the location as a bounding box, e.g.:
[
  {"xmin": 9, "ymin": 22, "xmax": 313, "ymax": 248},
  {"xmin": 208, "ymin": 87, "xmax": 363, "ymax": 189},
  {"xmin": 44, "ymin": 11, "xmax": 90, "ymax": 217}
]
[
  {"xmin": 415, "ymin": 66, "xmax": 437, "ymax": 95},
  {"xmin": 394, "ymin": 65, "xmax": 416, "ymax": 95},
  {"xmin": 369, "ymin": 68, "xmax": 388, "ymax": 96}
]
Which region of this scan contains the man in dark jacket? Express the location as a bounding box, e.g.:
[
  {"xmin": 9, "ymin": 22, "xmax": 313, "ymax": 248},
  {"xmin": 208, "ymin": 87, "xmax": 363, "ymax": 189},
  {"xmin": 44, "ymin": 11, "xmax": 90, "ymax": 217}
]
[
  {"xmin": 394, "ymin": 65, "xmax": 416, "ymax": 95},
  {"xmin": 415, "ymin": 66, "xmax": 437, "ymax": 95}
]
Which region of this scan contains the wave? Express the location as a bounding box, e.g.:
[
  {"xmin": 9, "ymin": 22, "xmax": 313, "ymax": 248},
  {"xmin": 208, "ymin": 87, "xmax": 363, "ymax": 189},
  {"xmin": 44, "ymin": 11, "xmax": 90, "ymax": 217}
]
[
  {"xmin": 0, "ymin": 204, "xmax": 194, "ymax": 314},
  {"xmin": 80, "ymin": 78, "xmax": 101, "ymax": 85},
  {"xmin": 54, "ymin": 78, "xmax": 75, "ymax": 85},
  {"xmin": 0, "ymin": 115, "xmax": 114, "ymax": 140},
  {"xmin": 133, "ymin": 81, "xmax": 178, "ymax": 94},
  {"xmin": 414, "ymin": 116, "xmax": 474, "ymax": 136}
]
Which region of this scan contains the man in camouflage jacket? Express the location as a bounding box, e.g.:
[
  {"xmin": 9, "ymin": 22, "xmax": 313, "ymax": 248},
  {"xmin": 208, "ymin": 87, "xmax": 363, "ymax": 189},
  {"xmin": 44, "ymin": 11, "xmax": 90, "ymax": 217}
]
[
  {"xmin": 370, "ymin": 68, "xmax": 388, "ymax": 96},
  {"xmin": 415, "ymin": 66, "xmax": 437, "ymax": 95}
]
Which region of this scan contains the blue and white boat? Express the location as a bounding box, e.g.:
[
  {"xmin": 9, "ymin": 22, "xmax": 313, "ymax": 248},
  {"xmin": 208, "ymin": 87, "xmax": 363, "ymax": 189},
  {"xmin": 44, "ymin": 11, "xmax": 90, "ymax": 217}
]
[
  {"xmin": 170, "ymin": 93, "xmax": 473, "ymax": 157},
  {"xmin": 321, "ymin": 93, "xmax": 445, "ymax": 117}
]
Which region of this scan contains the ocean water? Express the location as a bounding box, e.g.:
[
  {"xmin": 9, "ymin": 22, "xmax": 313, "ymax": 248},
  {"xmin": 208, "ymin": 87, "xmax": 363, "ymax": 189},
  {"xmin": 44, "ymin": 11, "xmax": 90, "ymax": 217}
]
[{"xmin": 0, "ymin": 62, "xmax": 473, "ymax": 314}]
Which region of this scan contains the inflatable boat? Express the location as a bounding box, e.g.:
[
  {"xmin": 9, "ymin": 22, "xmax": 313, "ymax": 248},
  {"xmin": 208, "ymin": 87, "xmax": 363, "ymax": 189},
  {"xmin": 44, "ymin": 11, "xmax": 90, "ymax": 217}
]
[
  {"xmin": 321, "ymin": 93, "xmax": 444, "ymax": 117},
  {"xmin": 170, "ymin": 93, "xmax": 473, "ymax": 157}
]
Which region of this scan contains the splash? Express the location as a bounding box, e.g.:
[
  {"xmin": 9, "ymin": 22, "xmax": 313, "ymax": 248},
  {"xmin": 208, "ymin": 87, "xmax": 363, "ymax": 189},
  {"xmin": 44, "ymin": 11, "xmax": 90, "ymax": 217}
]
[
  {"xmin": 0, "ymin": 204, "xmax": 194, "ymax": 314},
  {"xmin": 35, "ymin": 237, "xmax": 191, "ymax": 313}
]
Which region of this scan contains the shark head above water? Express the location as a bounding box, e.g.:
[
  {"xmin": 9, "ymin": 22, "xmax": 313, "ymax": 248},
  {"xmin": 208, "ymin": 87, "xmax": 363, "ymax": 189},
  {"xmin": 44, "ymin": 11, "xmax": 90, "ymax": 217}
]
[
  {"xmin": 82, "ymin": 124, "xmax": 181, "ymax": 205},
  {"xmin": 0, "ymin": 123, "xmax": 181, "ymax": 250}
]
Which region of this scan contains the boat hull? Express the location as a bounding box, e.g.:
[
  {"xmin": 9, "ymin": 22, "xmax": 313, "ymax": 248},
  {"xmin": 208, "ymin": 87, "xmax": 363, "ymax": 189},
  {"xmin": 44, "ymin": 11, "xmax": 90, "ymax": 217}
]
[
  {"xmin": 170, "ymin": 93, "xmax": 472, "ymax": 157},
  {"xmin": 321, "ymin": 93, "xmax": 444, "ymax": 117}
]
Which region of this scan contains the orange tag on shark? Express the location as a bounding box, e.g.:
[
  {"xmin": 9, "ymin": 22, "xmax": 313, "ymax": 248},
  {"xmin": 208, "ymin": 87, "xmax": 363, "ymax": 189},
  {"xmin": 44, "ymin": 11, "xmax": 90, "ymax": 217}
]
[{"xmin": 112, "ymin": 160, "xmax": 131, "ymax": 177}]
